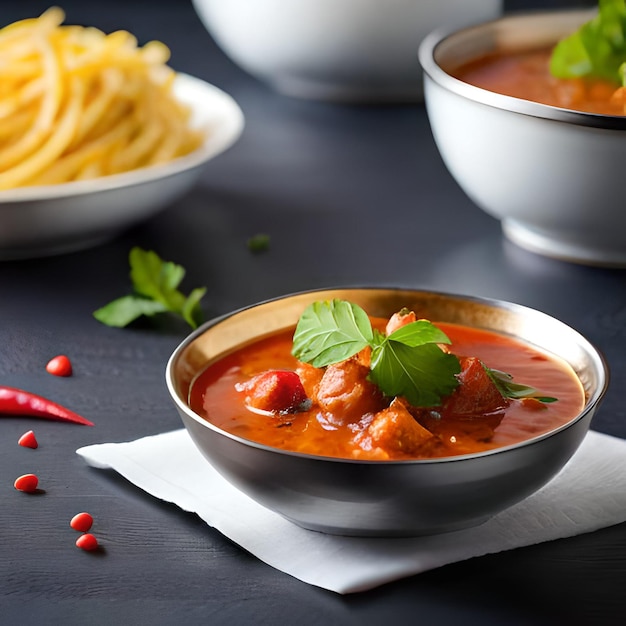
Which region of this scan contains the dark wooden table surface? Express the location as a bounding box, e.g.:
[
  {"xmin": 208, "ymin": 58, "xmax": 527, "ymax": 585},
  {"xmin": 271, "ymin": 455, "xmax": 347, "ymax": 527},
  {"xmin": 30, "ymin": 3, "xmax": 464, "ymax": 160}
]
[{"xmin": 1, "ymin": 1, "xmax": 624, "ymax": 624}]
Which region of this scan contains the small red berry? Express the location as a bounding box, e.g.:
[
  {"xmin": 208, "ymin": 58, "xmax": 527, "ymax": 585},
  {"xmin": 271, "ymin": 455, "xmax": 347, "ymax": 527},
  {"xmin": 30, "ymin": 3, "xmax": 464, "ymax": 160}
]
[
  {"xmin": 14, "ymin": 473, "xmax": 39, "ymax": 493},
  {"xmin": 76, "ymin": 533, "xmax": 98, "ymax": 551},
  {"xmin": 18, "ymin": 430, "xmax": 38, "ymax": 449},
  {"xmin": 46, "ymin": 355, "xmax": 73, "ymax": 377},
  {"xmin": 70, "ymin": 512, "xmax": 93, "ymax": 532}
]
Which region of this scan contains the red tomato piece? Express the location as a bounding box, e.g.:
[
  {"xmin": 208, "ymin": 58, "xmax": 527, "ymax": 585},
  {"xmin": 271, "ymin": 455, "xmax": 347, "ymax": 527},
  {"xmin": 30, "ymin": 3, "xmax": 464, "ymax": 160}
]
[
  {"xmin": 70, "ymin": 512, "xmax": 94, "ymax": 532},
  {"xmin": 442, "ymin": 356, "xmax": 509, "ymax": 417},
  {"xmin": 18, "ymin": 430, "xmax": 38, "ymax": 449},
  {"xmin": 76, "ymin": 533, "xmax": 98, "ymax": 551},
  {"xmin": 46, "ymin": 355, "xmax": 73, "ymax": 377},
  {"xmin": 236, "ymin": 370, "xmax": 308, "ymax": 414},
  {"xmin": 14, "ymin": 473, "xmax": 39, "ymax": 493}
]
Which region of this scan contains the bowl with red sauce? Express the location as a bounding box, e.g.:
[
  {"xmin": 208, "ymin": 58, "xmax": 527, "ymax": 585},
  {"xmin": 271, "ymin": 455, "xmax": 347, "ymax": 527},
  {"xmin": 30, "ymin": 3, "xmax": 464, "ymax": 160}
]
[
  {"xmin": 166, "ymin": 288, "xmax": 608, "ymax": 537},
  {"xmin": 419, "ymin": 7, "xmax": 626, "ymax": 266},
  {"xmin": 192, "ymin": 0, "xmax": 503, "ymax": 102}
]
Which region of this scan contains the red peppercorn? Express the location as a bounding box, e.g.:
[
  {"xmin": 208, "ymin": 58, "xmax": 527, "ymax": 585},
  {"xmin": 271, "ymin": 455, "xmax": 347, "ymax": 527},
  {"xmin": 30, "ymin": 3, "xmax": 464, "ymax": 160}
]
[
  {"xmin": 46, "ymin": 355, "xmax": 73, "ymax": 377},
  {"xmin": 70, "ymin": 512, "xmax": 94, "ymax": 532},
  {"xmin": 76, "ymin": 533, "xmax": 98, "ymax": 551},
  {"xmin": 14, "ymin": 473, "xmax": 39, "ymax": 493},
  {"xmin": 18, "ymin": 430, "xmax": 38, "ymax": 449}
]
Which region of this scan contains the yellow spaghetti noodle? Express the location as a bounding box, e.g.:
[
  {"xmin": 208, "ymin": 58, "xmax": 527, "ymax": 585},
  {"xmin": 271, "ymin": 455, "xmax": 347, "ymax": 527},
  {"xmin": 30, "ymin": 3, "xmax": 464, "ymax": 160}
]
[{"xmin": 0, "ymin": 7, "xmax": 204, "ymax": 190}]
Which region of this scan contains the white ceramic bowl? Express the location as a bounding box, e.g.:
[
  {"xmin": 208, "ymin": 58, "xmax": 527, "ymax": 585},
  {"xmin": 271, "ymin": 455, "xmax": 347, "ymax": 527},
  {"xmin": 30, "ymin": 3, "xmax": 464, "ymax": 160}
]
[
  {"xmin": 419, "ymin": 9, "xmax": 626, "ymax": 267},
  {"xmin": 0, "ymin": 73, "xmax": 244, "ymax": 260},
  {"xmin": 166, "ymin": 287, "xmax": 608, "ymax": 537},
  {"xmin": 192, "ymin": 0, "xmax": 502, "ymax": 102}
]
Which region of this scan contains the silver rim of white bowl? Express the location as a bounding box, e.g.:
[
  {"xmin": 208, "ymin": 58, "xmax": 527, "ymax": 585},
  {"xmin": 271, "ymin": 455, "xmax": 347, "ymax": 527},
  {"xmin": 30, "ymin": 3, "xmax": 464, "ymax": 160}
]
[{"xmin": 418, "ymin": 11, "xmax": 626, "ymax": 132}]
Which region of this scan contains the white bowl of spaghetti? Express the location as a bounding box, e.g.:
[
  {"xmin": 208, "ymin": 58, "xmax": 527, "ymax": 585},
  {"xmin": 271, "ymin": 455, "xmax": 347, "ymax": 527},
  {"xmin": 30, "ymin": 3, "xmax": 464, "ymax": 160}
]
[{"xmin": 0, "ymin": 8, "xmax": 244, "ymax": 260}]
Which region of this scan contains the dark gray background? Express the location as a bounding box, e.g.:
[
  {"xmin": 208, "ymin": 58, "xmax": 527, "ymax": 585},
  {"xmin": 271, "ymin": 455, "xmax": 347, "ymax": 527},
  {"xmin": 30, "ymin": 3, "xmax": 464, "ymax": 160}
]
[{"xmin": 1, "ymin": 2, "xmax": 624, "ymax": 624}]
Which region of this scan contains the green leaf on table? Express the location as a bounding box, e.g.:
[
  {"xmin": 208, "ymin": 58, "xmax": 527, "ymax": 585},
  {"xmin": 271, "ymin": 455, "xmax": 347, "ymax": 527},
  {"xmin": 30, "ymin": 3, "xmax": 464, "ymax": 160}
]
[
  {"xmin": 550, "ymin": 0, "xmax": 626, "ymax": 85},
  {"xmin": 180, "ymin": 286, "xmax": 207, "ymax": 329},
  {"xmin": 247, "ymin": 233, "xmax": 270, "ymax": 253},
  {"xmin": 93, "ymin": 247, "xmax": 206, "ymax": 329},
  {"xmin": 92, "ymin": 295, "xmax": 168, "ymax": 328},
  {"xmin": 129, "ymin": 248, "xmax": 186, "ymax": 306}
]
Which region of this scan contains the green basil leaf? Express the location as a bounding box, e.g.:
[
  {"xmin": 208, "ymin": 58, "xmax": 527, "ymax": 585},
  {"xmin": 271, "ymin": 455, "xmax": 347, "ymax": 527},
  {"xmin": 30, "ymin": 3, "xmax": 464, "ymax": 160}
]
[
  {"xmin": 387, "ymin": 320, "xmax": 452, "ymax": 347},
  {"xmin": 94, "ymin": 248, "xmax": 206, "ymax": 329},
  {"xmin": 181, "ymin": 287, "xmax": 207, "ymax": 330},
  {"xmin": 551, "ymin": 0, "xmax": 626, "ymax": 85},
  {"xmin": 369, "ymin": 341, "xmax": 461, "ymax": 407},
  {"xmin": 129, "ymin": 247, "xmax": 186, "ymax": 307},
  {"xmin": 93, "ymin": 295, "xmax": 168, "ymax": 328},
  {"xmin": 247, "ymin": 233, "xmax": 270, "ymax": 253},
  {"xmin": 550, "ymin": 29, "xmax": 593, "ymax": 78},
  {"xmin": 487, "ymin": 368, "xmax": 557, "ymax": 403},
  {"xmin": 292, "ymin": 299, "xmax": 373, "ymax": 367}
]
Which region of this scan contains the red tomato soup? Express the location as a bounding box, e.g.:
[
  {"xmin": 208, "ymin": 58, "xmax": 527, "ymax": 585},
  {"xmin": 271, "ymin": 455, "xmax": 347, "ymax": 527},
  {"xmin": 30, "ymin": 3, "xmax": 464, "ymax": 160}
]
[
  {"xmin": 452, "ymin": 47, "xmax": 625, "ymax": 115},
  {"xmin": 189, "ymin": 320, "xmax": 586, "ymax": 461}
]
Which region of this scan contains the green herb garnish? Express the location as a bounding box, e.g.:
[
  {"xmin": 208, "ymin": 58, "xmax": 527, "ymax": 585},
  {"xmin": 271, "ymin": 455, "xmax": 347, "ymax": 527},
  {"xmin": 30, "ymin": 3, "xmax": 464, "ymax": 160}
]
[
  {"xmin": 292, "ymin": 299, "xmax": 558, "ymax": 408},
  {"xmin": 486, "ymin": 368, "xmax": 558, "ymax": 403},
  {"xmin": 93, "ymin": 247, "xmax": 206, "ymax": 329},
  {"xmin": 291, "ymin": 299, "xmax": 461, "ymax": 407},
  {"xmin": 247, "ymin": 233, "xmax": 270, "ymax": 253},
  {"xmin": 550, "ymin": 0, "xmax": 626, "ymax": 86}
]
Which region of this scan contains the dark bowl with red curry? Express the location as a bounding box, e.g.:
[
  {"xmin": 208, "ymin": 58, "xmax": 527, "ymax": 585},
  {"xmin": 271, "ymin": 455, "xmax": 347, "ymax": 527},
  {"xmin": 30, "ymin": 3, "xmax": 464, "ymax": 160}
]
[{"xmin": 166, "ymin": 288, "xmax": 608, "ymax": 537}]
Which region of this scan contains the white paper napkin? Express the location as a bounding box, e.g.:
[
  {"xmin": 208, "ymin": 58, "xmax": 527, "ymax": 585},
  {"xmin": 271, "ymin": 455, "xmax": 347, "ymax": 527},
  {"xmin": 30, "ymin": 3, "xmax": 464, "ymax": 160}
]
[{"xmin": 76, "ymin": 429, "xmax": 626, "ymax": 594}]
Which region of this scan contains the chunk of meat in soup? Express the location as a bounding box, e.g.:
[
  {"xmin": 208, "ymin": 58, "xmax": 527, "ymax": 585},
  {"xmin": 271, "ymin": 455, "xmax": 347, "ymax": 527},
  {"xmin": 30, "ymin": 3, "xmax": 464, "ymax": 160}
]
[
  {"xmin": 442, "ymin": 356, "xmax": 509, "ymax": 417},
  {"xmin": 314, "ymin": 357, "xmax": 386, "ymax": 426},
  {"xmin": 353, "ymin": 398, "xmax": 435, "ymax": 460}
]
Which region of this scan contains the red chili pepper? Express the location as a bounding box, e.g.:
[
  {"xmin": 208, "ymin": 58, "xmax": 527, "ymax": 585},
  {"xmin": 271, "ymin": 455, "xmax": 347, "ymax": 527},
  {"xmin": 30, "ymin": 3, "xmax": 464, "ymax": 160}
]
[{"xmin": 0, "ymin": 386, "xmax": 94, "ymax": 426}]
